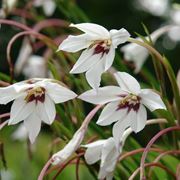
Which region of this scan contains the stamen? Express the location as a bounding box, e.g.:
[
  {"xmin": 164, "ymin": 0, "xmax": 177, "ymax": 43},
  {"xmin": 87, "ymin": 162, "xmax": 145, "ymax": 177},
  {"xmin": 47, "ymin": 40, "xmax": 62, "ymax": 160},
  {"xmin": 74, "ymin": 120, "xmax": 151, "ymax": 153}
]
[
  {"xmin": 25, "ymin": 86, "xmax": 46, "ymax": 104},
  {"xmin": 117, "ymin": 94, "xmax": 141, "ymax": 112},
  {"xmin": 92, "ymin": 40, "xmax": 111, "ymax": 57}
]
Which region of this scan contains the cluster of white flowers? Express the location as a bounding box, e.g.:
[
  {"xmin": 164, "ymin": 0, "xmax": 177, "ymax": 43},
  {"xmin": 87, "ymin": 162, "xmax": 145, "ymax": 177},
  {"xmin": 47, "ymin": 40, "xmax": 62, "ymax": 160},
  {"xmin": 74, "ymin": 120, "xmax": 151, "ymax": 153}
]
[{"xmin": 0, "ymin": 23, "xmax": 167, "ymax": 179}]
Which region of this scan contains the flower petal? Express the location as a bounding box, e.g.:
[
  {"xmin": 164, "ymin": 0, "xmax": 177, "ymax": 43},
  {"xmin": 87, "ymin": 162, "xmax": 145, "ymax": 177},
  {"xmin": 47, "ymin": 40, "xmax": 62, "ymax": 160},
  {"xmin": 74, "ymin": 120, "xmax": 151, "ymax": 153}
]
[
  {"xmin": 70, "ymin": 48, "xmax": 101, "ymax": 74},
  {"xmin": 45, "ymin": 82, "xmax": 77, "ymax": 103},
  {"xmin": 70, "ymin": 23, "xmax": 110, "ymax": 39},
  {"xmin": 24, "ymin": 112, "xmax": 41, "ymax": 143},
  {"xmin": 114, "ymin": 72, "xmax": 141, "ymax": 94},
  {"xmin": 112, "ymin": 111, "xmax": 132, "ymax": 145},
  {"xmin": 121, "ymin": 42, "xmax": 149, "ymax": 73},
  {"xmin": 43, "ymin": 0, "xmax": 56, "ymax": 16},
  {"xmin": 36, "ymin": 95, "xmax": 56, "ymax": 124},
  {"xmin": 97, "ymin": 102, "xmax": 127, "ymax": 126},
  {"xmin": 110, "ymin": 28, "xmax": 130, "ymax": 48},
  {"xmin": 84, "ymin": 146, "xmax": 102, "ymax": 165},
  {"xmin": 104, "ymin": 46, "xmax": 115, "ymax": 71},
  {"xmin": 101, "ymin": 138, "xmax": 114, "ymax": 166},
  {"xmin": 85, "ymin": 57, "xmax": 105, "ymax": 90},
  {"xmin": 0, "ymin": 86, "xmax": 18, "ymax": 104},
  {"xmin": 8, "ymin": 97, "xmax": 35, "ymax": 125},
  {"xmin": 130, "ymin": 105, "xmax": 147, "ymax": 133},
  {"xmin": 78, "ymin": 86, "xmax": 123, "ymax": 104},
  {"xmin": 57, "ymin": 34, "xmax": 92, "ymax": 52},
  {"xmin": 139, "ymin": 89, "xmax": 166, "ymax": 111}
]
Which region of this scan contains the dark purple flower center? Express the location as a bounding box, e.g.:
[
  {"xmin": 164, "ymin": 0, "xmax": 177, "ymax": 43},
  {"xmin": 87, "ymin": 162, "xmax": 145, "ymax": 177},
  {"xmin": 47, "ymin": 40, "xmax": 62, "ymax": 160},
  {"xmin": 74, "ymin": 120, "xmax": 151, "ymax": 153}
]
[
  {"xmin": 117, "ymin": 94, "xmax": 141, "ymax": 113},
  {"xmin": 92, "ymin": 40, "xmax": 111, "ymax": 57},
  {"xmin": 25, "ymin": 87, "xmax": 46, "ymax": 104}
]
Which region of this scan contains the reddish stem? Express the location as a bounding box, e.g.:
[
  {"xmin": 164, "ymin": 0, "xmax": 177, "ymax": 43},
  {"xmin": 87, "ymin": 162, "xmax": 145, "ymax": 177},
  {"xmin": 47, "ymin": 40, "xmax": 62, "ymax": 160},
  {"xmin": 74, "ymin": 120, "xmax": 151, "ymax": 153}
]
[
  {"xmin": 38, "ymin": 158, "xmax": 52, "ymax": 180},
  {"xmin": 129, "ymin": 162, "xmax": 176, "ymax": 180},
  {"xmin": 0, "ymin": 113, "xmax": 10, "ymax": 119},
  {"xmin": 140, "ymin": 126, "xmax": 180, "ymax": 179},
  {"xmin": 148, "ymin": 150, "xmax": 180, "ymax": 177},
  {"xmin": 76, "ymin": 157, "xmax": 80, "ymax": 180},
  {"xmin": 6, "ymin": 30, "xmax": 57, "ymax": 82},
  {"xmin": 52, "ymin": 153, "xmax": 84, "ymax": 180},
  {"xmin": 119, "ymin": 148, "xmax": 165, "ymax": 162},
  {"xmin": 33, "ymin": 19, "xmax": 69, "ymax": 32}
]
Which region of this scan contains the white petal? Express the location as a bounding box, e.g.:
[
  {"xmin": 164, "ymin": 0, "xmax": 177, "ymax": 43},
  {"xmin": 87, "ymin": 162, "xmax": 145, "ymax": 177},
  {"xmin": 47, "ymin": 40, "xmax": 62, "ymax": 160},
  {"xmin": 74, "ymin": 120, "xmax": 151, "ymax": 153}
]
[
  {"xmin": 70, "ymin": 23, "xmax": 110, "ymax": 39},
  {"xmin": 24, "ymin": 112, "xmax": 41, "ymax": 143},
  {"xmin": 98, "ymin": 168, "xmax": 109, "ymax": 180},
  {"xmin": 139, "ymin": 89, "xmax": 166, "ymax": 111},
  {"xmin": 78, "ymin": 86, "xmax": 123, "ymax": 104},
  {"xmin": 101, "ymin": 138, "xmax": 114, "ymax": 166},
  {"xmin": 112, "ymin": 111, "xmax": 132, "ymax": 145},
  {"xmin": 121, "ymin": 42, "xmax": 149, "ymax": 73},
  {"xmin": 110, "ymin": 28, "xmax": 130, "ymax": 48},
  {"xmin": 0, "ymin": 86, "xmax": 18, "ymax": 104},
  {"xmin": 83, "ymin": 140, "xmax": 105, "ymax": 148},
  {"xmin": 130, "ymin": 105, "xmax": 147, "ymax": 133},
  {"xmin": 8, "ymin": 97, "xmax": 35, "ymax": 125},
  {"xmin": 85, "ymin": 58, "xmax": 105, "ymax": 90},
  {"xmin": 45, "ymin": 82, "xmax": 77, "ymax": 103},
  {"xmin": 43, "ymin": 0, "xmax": 56, "ymax": 16},
  {"xmin": 36, "ymin": 95, "xmax": 56, "ymax": 124},
  {"xmin": 97, "ymin": 102, "xmax": 127, "ymax": 126},
  {"xmin": 57, "ymin": 34, "xmax": 92, "ymax": 53},
  {"xmin": 84, "ymin": 146, "xmax": 102, "ymax": 165},
  {"xmin": 70, "ymin": 48, "xmax": 101, "ymax": 74},
  {"xmin": 114, "ymin": 72, "xmax": 141, "ymax": 94},
  {"xmin": 104, "ymin": 46, "xmax": 115, "ymax": 71}
]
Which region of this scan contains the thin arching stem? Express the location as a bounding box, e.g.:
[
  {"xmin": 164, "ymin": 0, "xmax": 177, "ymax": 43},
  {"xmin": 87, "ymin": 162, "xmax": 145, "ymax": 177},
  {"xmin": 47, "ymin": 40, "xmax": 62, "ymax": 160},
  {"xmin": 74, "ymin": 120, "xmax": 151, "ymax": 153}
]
[{"xmin": 140, "ymin": 126, "xmax": 180, "ymax": 179}]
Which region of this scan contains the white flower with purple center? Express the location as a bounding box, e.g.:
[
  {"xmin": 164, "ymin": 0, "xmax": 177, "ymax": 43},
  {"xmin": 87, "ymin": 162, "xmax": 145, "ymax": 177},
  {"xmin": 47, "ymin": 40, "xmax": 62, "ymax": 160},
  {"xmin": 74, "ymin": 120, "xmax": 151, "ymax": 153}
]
[
  {"xmin": 58, "ymin": 23, "xmax": 130, "ymax": 90},
  {"xmin": 79, "ymin": 72, "xmax": 166, "ymax": 144},
  {"xmin": 0, "ymin": 78, "xmax": 77, "ymax": 143}
]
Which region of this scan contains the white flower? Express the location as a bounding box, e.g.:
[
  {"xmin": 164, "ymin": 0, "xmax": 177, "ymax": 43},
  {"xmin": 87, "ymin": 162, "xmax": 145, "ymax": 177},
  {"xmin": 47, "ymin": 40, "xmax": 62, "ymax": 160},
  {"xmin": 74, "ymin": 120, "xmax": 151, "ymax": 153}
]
[
  {"xmin": 22, "ymin": 55, "xmax": 47, "ymax": 78},
  {"xmin": 52, "ymin": 128, "xmax": 85, "ymax": 165},
  {"xmin": 121, "ymin": 38, "xmax": 149, "ymax": 73},
  {"xmin": 58, "ymin": 23, "xmax": 130, "ymax": 90},
  {"xmin": 79, "ymin": 72, "xmax": 166, "ymax": 144},
  {"xmin": 0, "ymin": 78, "xmax": 77, "ymax": 143},
  {"xmin": 33, "ymin": 0, "xmax": 56, "ymax": 16},
  {"xmin": 83, "ymin": 137, "xmax": 120, "ymax": 180},
  {"xmin": 12, "ymin": 124, "xmax": 28, "ymax": 141},
  {"xmin": 136, "ymin": 0, "xmax": 169, "ymax": 17},
  {"xmin": 15, "ymin": 38, "xmax": 33, "ymax": 75}
]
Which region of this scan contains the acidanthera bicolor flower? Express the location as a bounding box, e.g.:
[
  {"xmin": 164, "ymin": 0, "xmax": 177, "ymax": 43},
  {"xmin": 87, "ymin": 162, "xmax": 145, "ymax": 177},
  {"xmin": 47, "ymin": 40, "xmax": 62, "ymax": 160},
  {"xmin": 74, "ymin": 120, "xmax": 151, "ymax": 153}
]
[
  {"xmin": 83, "ymin": 137, "xmax": 120, "ymax": 180},
  {"xmin": 58, "ymin": 23, "xmax": 130, "ymax": 89},
  {"xmin": 0, "ymin": 78, "xmax": 77, "ymax": 143},
  {"xmin": 79, "ymin": 72, "xmax": 166, "ymax": 144}
]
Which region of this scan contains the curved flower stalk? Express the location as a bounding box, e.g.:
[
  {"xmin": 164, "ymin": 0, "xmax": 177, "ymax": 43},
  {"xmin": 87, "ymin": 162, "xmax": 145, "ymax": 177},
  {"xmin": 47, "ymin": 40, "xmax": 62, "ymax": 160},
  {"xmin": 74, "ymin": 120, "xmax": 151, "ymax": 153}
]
[
  {"xmin": 0, "ymin": 78, "xmax": 77, "ymax": 143},
  {"xmin": 51, "ymin": 105, "xmax": 102, "ymax": 165},
  {"xmin": 58, "ymin": 23, "xmax": 130, "ymax": 89},
  {"xmin": 121, "ymin": 25, "xmax": 177, "ymax": 73},
  {"xmin": 79, "ymin": 71, "xmax": 166, "ymax": 144},
  {"xmin": 33, "ymin": 0, "xmax": 56, "ymax": 16}
]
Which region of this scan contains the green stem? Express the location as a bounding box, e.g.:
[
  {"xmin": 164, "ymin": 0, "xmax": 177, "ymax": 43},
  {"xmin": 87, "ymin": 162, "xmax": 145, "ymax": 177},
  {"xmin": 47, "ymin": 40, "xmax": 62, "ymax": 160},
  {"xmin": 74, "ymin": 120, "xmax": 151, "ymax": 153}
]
[{"xmin": 128, "ymin": 38, "xmax": 180, "ymax": 124}]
